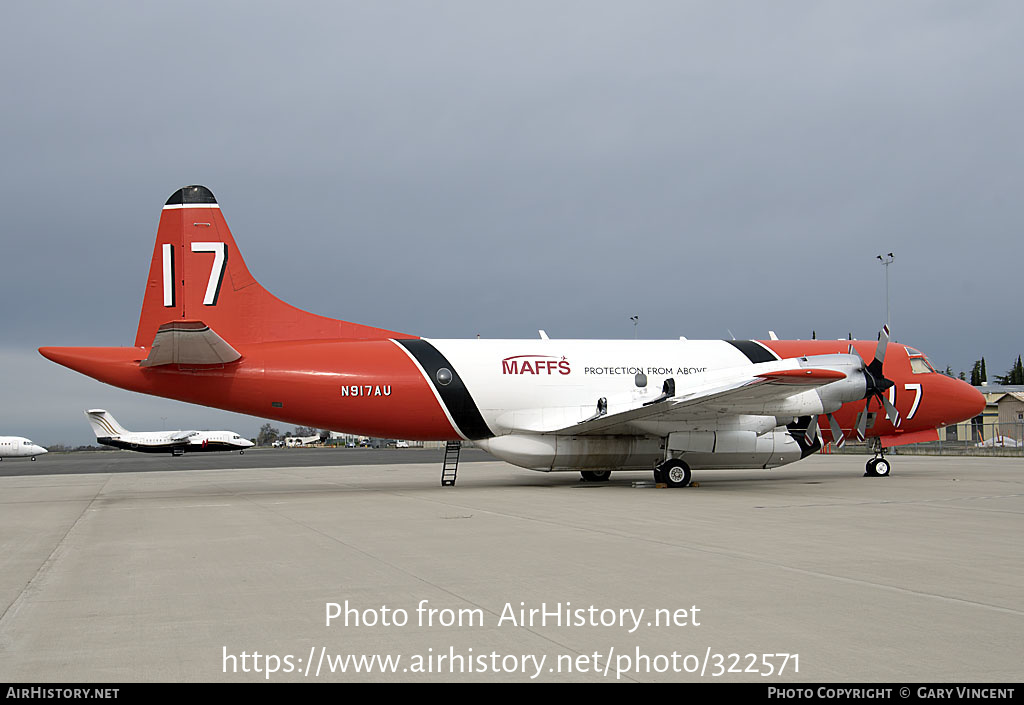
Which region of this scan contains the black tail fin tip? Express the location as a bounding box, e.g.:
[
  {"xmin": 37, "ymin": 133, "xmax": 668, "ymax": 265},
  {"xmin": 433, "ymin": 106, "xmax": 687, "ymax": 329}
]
[{"xmin": 165, "ymin": 185, "xmax": 217, "ymax": 206}]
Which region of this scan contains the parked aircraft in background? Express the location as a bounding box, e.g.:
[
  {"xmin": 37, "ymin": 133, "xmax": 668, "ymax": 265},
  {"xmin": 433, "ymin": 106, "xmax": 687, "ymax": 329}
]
[
  {"xmin": 0, "ymin": 436, "xmax": 48, "ymax": 461},
  {"xmin": 272, "ymin": 435, "xmax": 321, "ymax": 447},
  {"xmin": 84, "ymin": 409, "xmax": 254, "ymax": 456},
  {"xmin": 286, "ymin": 435, "xmax": 320, "ymax": 447},
  {"xmin": 40, "ymin": 186, "xmax": 985, "ymax": 486}
]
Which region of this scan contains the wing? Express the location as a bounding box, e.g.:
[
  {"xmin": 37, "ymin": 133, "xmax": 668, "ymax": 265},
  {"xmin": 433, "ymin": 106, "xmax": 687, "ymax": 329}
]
[
  {"xmin": 543, "ymin": 366, "xmax": 846, "ymax": 436},
  {"xmin": 168, "ymin": 430, "xmax": 199, "ymax": 441}
]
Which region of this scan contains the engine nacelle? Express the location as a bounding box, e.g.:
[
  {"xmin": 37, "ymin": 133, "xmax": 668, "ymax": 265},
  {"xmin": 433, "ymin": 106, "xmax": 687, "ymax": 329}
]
[
  {"xmin": 799, "ymin": 354, "xmax": 869, "ymax": 413},
  {"xmin": 666, "ymin": 429, "xmax": 802, "ymax": 469}
]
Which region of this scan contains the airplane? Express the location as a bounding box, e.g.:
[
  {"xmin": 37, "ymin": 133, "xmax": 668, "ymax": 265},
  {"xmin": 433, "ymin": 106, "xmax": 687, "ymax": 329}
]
[
  {"xmin": 271, "ymin": 435, "xmax": 320, "ymax": 448},
  {"xmin": 84, "ymin": 409, "xmax": 254, "ymax": 456},
  {"xmin": 39, "ymin": 185, "xmax": 985, "ymax": 486},
  {"xmin": 0, "ymin": 436, "xmax": 48, "ymax": 461}
]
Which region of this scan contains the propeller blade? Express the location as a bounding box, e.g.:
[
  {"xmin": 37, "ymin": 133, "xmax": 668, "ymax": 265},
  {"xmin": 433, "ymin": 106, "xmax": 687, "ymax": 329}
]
[
  {"xmin": 879, "ymin": 392, "xmax": 902, "ymax": 428},
  {"xmin": 827, "ymin": 412, "xmax": 845, "ymax": 448},
  {"xmin": 871, "ymin": 324, "xmax": 890, "ymax": 371},
  {"xmin": 855, "ymin": 408, "xmax": 868, "ymax": 441},
  {"xmin": 805, "ymin": 415, "xmax": 820, "ymax": 445}
]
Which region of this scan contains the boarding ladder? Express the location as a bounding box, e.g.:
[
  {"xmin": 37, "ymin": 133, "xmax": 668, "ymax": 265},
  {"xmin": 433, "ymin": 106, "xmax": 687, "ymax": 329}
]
[{"xmin": 441, "ymin": 440, "xmax": 461, "ymax": 487}]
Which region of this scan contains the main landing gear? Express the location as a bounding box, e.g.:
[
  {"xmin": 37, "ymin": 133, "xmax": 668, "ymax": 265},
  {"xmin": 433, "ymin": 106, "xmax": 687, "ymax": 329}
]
[
  {"xmin": 580, "ymin": 470, "xmax": 611, "ymax": 482},
  {"xmin": 654, "ymin": 459, "xmax": 691, "ymax": 488},
  {"xmin": 864, "ymin": 438, "xmax": 891, "ymax": 477}
]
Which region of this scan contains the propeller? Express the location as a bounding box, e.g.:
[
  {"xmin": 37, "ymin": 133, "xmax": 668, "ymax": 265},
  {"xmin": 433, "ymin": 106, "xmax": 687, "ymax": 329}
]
[
  {"xmin": 814, "ymin": 325, "xmax": 901, "ymax": 448},
  {"xmin": 845, "ymin": 325, "xmax": 901, "ymax": 441}
]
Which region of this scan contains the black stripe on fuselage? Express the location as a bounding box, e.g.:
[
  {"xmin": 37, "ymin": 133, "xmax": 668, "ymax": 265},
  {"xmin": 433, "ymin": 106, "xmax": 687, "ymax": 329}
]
[
  {"xmin": 395, "ymin": 339, "xmax": 494, "ymax": 440},
  {"xmin": 726, "ymin": 340, "xmax": 780, "ymax": 364}
]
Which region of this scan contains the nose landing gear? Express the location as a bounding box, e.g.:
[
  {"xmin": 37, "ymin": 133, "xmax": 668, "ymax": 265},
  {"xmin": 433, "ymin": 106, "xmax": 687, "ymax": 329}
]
[{"xmin": 865, "ymin": 438, "xmax": 891, "ymax": 477}]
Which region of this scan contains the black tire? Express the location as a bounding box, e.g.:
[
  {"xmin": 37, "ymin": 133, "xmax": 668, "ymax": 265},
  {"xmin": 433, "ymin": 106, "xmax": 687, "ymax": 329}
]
[
  {"xmin": 865, "ymin": 458, "xmax": 878, "ymax": 476},
  {"xmin": 659, "ymin": 459, "xmax": 691, "ymax": 488},
  {"xmin": 239, "ymin": 450, "xmax": 245, "ymax": 455},
  {"xmin": 580, "ymin": 470, "xmax": 611, "ymax": 482},
  {"xmin": 653, "ymin": 467, "xmax": 666, "ymax": 483},
  {"xmin": 30, "ymin": 457, "xmax": 36, "ymax": 461}
]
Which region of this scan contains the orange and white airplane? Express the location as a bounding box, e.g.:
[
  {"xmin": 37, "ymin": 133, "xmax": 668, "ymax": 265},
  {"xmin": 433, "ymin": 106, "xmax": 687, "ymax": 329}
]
[{"xmin": 39, "ymin": 186, "xmax": 984, "ymax": 486}]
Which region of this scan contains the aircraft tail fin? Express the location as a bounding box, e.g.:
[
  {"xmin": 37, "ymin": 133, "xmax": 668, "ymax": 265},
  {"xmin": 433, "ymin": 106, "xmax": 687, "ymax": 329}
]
[
  {"xmin": 85, "ymin": 409, "xmax": 128, "ymax": 439},
  {"xmin": 135, "ymin": 186, "xmax": 414, "ymax": 348}
]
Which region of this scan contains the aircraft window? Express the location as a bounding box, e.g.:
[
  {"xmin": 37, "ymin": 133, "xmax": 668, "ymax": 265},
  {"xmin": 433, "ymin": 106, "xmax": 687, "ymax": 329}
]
[{"xmin": 910, "ymin": 356, "xmax": 937, "ymax": 374}]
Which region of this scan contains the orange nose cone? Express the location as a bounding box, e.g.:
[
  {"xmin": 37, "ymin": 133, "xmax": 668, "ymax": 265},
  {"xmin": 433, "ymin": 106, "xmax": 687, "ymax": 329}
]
[{"xmin": 960, "ymin": 380, "xmax": 987, "ymax": 420}]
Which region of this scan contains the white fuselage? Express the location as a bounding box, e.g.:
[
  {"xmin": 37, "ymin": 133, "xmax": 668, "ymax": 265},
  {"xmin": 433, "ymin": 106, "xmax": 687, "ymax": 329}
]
[
  {"xmin": 0, "ymin": 436, "xmax": 48, "ymax": 459},
  {"xmin": 97, "ymin": 430, "xmax": 254, "ymax": 453},
  {"xmin": 424, "ymin": 339, "xmax": 819, "ymax": 472}
]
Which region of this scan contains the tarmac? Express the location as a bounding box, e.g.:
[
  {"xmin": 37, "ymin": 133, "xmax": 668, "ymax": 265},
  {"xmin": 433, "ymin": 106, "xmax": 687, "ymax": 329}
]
[{"xmin": 0, "ymin": 448, "xmax": 1021, "ymax": 683}]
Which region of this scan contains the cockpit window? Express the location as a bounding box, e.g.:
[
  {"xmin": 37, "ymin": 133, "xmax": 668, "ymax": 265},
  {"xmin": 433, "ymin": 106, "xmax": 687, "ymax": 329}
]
[{"xmin": 906, "ymin": 347, "xmax": 937, "ymax": 374}]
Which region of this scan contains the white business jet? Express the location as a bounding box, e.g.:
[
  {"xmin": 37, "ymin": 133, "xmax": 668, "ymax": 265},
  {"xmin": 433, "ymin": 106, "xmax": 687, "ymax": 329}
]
[{"xmin": 85, "ymin": 409, "xmax": 254, "ymax": 456}]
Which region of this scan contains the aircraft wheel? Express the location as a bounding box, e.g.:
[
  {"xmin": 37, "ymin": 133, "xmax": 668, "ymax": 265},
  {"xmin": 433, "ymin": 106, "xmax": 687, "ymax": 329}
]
[
  {"xmin": 865, "ymin": 458, "xmax": 878, "ymax": 476},
  {"xmin": 239, "ymin": 450, "xmax": 245, "ymax": 455},
  {"xmin": 31, "ymin": 457, "xmax": 36, "ymax": 461},
  {"xmin": 660, "ymin": 459, "xmax": 691, "ymax": 488},
  {"xmin": 653, "ymin": 467, "xmax": 665, "ymax": 483},
  {"xmin": 873, "ymin": 458, "xmax": 891, "ymax": 477},
  {"xmin": 580, "ymin": 470, "xmax": 611, "ymax": 482}
]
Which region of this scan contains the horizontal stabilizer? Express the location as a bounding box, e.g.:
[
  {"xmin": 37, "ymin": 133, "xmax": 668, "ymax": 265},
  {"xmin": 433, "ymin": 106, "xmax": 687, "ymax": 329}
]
[{"xmin": 140, "ymin": 320, "xmax": 241, "ymax": 367}]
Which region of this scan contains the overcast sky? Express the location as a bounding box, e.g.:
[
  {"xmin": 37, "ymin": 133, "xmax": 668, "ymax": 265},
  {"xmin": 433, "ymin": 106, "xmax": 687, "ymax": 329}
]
[{"xmin": 2, "ymin": 1, "xmax": 1021, "ymax": 446}]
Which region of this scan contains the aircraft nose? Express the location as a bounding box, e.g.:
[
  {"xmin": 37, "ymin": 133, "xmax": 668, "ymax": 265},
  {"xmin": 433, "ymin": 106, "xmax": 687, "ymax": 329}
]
[{"xmin": 948, "ymin": 377, "xmax": 986, "ymax": 424}]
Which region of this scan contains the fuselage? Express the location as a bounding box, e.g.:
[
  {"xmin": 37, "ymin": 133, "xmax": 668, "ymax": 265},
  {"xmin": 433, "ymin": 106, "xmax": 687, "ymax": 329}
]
[
  {"xmin": 40, "ymin": 337, "xmax": 983, "ymax": 470},
  {"xmin": 95, "ymin": 430, "xmax": 254, "ymax": 454},
  {"xmin": 0, "ymin": 436, "xmax": 48, "ymax": 459}
]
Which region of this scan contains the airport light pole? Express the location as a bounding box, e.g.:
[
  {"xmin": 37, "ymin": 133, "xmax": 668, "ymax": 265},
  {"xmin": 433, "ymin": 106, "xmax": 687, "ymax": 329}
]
[
  {"xmin": 630, "ymin": 315, "xmax": 639, "ymax": 339},
  {"xmin": 876, "ymin": 253, "xmax": 894, "ymax": 328}
]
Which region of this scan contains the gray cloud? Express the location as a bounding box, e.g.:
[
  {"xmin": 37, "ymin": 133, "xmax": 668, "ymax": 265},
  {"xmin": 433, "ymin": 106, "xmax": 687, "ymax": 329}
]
[{"xmin": 2, "ymin": 2, "xmax": 1021, "ymax": 443}]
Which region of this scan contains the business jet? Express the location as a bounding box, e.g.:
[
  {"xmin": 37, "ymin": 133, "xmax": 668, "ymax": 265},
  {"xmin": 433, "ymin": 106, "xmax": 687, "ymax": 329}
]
[
  {"xmin": 0, "ymin": 436, "xmax": 48, "ymax": 460},
  {"xmin": 85, "ymin": 409, "xmax": 254, "ymax": 456},
  {"xmin": 40, "ymin": 186, "xmax": 984, "ymax": 485}
]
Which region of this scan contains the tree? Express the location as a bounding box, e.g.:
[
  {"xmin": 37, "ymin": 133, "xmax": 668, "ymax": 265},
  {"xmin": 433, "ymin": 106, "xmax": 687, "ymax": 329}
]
[
  {"xmin": 970, "ymin": 358, "xmax": 988, "ymax": 386},
  {"xmin": 294, "ymin": 426, "xmax": 316, "ymax": 437},
  {"xmin": 995, "ymin": 355, "xmax": 1024, "ymax": 385},
  {"xmin": 257, "ymin": 423, "xmax": 280, "ymax": 446}
]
